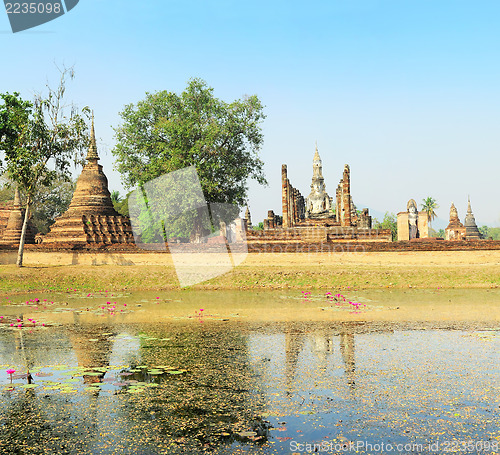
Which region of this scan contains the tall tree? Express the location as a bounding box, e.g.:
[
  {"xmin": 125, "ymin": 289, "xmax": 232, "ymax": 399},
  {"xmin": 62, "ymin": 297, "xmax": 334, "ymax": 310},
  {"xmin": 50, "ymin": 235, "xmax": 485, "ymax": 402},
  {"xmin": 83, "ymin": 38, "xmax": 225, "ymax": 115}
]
[
  {"xmin": 112, "ymin": 78, "xmax": 267, "ymax": 240},
  {"xmin": 0, "ymin": 69, "xmax": 89, "ymax": 266},
  {"xmin": 421, "ymin": 197, "xmax": 439, "ymax": 226}
]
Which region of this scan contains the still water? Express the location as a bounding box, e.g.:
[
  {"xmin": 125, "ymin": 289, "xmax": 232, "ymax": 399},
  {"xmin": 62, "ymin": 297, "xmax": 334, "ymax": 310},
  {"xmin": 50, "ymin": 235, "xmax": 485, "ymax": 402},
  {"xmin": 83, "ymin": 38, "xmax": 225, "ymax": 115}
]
[{"xmin": 0, "ymin": 289, "xmax": 499, "ymax": 454}]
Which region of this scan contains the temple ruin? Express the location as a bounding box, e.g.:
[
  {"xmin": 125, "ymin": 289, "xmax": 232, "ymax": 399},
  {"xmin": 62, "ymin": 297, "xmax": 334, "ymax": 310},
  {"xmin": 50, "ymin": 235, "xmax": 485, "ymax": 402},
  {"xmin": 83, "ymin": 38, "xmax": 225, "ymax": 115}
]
[
  {"xmin": 445, "ymin": 203, "xmax": 466, "ymax": 240},
  {"xmin": 41, "ymin": 117, "xmax": 134, "ymax": 245},
  {"xmin": 0, "ymin": 187, "xmax": 36, "ymax": 245},
  {"xmin": 464, "ymin": 198, "xmax": 482, "ymax": 240},
  {"xmin": 248, "ymin": 146, "xmax": 391, "ymax": 243},
  {"xmin": 396, "ymin": 199, "xmax": 429, "ymax": 241}
]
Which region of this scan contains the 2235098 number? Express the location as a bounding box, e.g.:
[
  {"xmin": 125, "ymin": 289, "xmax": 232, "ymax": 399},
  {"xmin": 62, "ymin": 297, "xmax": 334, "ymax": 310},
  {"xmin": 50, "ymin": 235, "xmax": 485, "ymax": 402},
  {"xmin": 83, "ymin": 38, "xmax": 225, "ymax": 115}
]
[{"xmin": 5, "ymin": 2, "xmax": 62, "ymax": 14}]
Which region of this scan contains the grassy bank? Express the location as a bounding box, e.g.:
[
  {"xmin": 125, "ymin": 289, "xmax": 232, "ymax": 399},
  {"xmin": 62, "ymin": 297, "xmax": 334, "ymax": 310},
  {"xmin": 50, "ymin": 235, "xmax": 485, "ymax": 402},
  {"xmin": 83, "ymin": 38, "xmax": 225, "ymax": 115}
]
[{"xmin": 1, "ymin": 251, "xmax": 500, "ymax": 293}]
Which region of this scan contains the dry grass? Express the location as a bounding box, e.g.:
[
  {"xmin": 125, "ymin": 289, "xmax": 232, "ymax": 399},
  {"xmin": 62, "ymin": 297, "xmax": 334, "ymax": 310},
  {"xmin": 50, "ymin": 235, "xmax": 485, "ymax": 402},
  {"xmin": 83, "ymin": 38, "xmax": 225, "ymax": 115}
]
[{"xmin": 1, "ymin": 250, "xmax": 499, "ymax": 294}]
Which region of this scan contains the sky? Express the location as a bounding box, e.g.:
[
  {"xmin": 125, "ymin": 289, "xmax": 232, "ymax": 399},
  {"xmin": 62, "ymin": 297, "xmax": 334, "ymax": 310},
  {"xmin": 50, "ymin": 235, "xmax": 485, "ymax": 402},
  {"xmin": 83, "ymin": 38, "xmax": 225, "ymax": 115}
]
[{"xmin": 1, "ymin": 0, "xmax": 500, "ymax": 228}]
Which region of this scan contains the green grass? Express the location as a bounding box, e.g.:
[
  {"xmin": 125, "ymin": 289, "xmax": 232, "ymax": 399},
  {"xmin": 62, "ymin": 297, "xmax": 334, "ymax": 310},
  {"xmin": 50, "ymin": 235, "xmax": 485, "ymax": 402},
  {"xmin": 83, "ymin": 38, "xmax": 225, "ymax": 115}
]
[{"xmin": 0, "ymin": 262, "xmax": 499, "ymax": 294}]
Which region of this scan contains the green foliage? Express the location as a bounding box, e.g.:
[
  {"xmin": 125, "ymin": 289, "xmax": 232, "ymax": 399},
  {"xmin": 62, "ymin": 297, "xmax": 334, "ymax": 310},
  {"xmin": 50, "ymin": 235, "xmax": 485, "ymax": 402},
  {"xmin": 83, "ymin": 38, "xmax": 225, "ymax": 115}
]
[
  {"xmin": 31, "ymin": 175, "xmax": 75, "ymax": 234},
  {"xmin": 373, "ymin": 212, "xmax": 397, "ymax": 241},
  {"xmin": 112, "ymin": 78, "xmax": 267, "ymax": 207},
  {"xmin": 253, "ymin": 221, "xmax": 264, "ymax": 231},
  {"xmin": 421, "ymin": 197, "xmax": 439, "ymax": 224},
  {"xmin": 0, "ymin": 68, "xmax": 89, "ymax": 265},
  {"xmin": 433, "ymin": 228, "xmax": 445, "ymax": 239},
  {"xmin": 0, "ymin": 175, "xmax": 14, "ymax": 202},
  {"xmin": 113, "ymin": 191, "xmax": 130, "ymax": 217},
  {"xmin": 479, "ymin": 225, "xmax": 500, "ymax": 240},
  {"xmin": 110, "ymin": 190, "xmax": 122, "ymax": 203},
  {"xmin": 0, "ymin": 174, "xmax": 75, "ymax": 234}
]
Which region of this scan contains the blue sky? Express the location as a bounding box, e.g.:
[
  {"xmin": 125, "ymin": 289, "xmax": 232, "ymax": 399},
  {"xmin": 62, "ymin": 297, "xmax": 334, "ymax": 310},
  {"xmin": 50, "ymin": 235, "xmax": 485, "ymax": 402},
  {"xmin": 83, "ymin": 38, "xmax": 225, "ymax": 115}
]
[{"xmin": 1, "ymin": 0, "xmax": 500, "ymax": 228}]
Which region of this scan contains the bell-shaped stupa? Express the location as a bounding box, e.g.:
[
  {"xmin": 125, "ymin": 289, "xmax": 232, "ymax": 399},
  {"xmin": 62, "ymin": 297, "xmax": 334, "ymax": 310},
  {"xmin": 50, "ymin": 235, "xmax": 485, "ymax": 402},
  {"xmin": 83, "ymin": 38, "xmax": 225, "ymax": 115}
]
[
  {"xmin": 464, "ymin": 198, "xmax": 482, "ymax": 240},
  {"xmin": 42, "ymin": 116, "xmax": 134, "ymax": 245},
  {"xmin": 0, "ymin": 187, "xmax": 36, "ymax": 245}
]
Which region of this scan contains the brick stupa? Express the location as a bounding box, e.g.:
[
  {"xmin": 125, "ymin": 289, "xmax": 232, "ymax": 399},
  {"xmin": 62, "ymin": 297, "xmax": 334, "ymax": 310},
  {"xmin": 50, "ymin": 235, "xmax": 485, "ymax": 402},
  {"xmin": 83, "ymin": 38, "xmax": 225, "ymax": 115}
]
[
  {"xmin": 464, "ymin": 198, "xmax": 482, "ymax": 240},
  {"xmin": 0, "ymin": 187, "xmax": 36, "ymax": 245},
  {"xmin": 445, "ymin": 203, "xmax": 466, "ymax": 240},
  {"xmin": 42, "ymin": 117, "xmax": 134, "ymax": 245}
]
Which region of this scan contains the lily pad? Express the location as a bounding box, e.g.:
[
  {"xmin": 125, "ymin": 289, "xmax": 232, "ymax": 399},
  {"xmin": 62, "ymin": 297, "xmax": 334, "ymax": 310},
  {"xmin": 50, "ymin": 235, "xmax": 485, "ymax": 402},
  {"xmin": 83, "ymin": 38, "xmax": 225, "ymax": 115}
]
[
  {"xmin": 237, "ymin": 431, "xmax": 257, "ymax": 438},
  {"xmin": 20, "ymin": 383, "xmax": 38, "ymax": 389},
  {"xmin": 148, "ymin": 370, "xmax": 164, "ymax": 375}
]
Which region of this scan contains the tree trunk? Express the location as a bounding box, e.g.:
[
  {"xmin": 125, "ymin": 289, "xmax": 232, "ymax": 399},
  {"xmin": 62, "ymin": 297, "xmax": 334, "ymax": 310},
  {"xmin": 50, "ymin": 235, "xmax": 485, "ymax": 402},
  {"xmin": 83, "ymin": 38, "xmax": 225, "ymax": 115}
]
[{"xmin": 16, "ymin": 198, "xmax": 31, "ymax": 267}]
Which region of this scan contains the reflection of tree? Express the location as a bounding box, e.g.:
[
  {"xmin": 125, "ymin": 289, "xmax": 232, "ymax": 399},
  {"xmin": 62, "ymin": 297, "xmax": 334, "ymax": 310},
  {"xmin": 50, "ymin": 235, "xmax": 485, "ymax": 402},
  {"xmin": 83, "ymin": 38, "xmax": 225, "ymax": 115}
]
[{"xmin": 118, "ymin": 323, "xmax": 269, "ymax": 452}]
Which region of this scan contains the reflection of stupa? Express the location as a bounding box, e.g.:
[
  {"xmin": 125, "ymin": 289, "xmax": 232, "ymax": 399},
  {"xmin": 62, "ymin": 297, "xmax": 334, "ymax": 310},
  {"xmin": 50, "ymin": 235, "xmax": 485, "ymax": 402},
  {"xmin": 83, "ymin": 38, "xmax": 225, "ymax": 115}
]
[{"xmin": 42, "ymin": 117, "xmax": 134, "ymax": 245}]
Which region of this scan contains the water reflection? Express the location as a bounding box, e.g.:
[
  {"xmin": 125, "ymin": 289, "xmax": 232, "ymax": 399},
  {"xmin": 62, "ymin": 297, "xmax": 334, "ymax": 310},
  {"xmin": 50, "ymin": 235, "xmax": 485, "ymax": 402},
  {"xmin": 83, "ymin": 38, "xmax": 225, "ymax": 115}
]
[{"xmin": 0, "ymin": 291, "xmax": 499, "ymax": 454}]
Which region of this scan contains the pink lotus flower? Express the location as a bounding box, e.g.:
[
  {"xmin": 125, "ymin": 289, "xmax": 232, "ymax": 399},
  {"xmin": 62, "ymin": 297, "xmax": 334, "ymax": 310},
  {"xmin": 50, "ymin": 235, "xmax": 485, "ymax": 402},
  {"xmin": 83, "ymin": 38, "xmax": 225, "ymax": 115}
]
[{"xmin": 6, "ymin": 368, "xmax": 15, "ymax": 383}]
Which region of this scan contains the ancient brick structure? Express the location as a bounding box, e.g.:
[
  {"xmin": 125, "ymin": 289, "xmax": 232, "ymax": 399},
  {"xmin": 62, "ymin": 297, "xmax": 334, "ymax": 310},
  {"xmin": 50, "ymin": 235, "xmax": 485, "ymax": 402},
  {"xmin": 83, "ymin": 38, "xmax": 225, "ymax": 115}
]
[
  {"xmin": 464, "ymin": 198, "xmax": 482, "ymax": 240},
  {"xmin": 305, "ymin": 147, "xmax": 332, "ymax": 219},
  {"xmin": 445, "ymin": 203, "xmax": 466, "ymax": 240},
  {"xmin": 41, "ymin": 117, "xmax": 134, "ymax": 245},
  {"xmin": 258, "ymin": 146, "xmax": 389, "ymax": 242},
  {"xmin": 281, "ymin": 165, "xmax": 305, "ymax": 228},
  {"xmin": 397, "ymin": 199, "xmax": 429, "ymax": 241},
  {"xmin": 244, "ymin": 206, "xmax": 252, "ymax": 229},
  {"xmin": 263, "ymin": 210, "xmax": 282, "ymax": 230},
  {"xmin": 0, "ymin": 187, "xmax": 36, "ymax": 245},
  {"xmin": 0, "ymin": 201, "xmax": 13, "ymax": 238},
  {"xmin": 336, "ymin": 164, "xmax": 354, "ymax": 227}
]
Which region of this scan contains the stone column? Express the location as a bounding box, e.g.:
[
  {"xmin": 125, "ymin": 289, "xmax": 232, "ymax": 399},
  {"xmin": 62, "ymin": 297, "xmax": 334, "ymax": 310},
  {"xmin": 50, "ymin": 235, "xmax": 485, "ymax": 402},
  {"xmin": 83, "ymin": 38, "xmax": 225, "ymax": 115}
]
[
  {"xmin": 342, "ymin": 165, "xmax": 351, "ymax": 227},
  {"xmin": 282, "ymin": 165, "xmax": 290, "ymax": 228}
]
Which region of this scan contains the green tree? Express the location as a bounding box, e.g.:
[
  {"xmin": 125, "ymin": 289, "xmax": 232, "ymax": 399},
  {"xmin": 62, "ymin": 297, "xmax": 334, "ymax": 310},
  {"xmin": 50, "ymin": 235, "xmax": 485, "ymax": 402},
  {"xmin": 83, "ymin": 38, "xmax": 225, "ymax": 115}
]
[
  {"xmin": 434, "ymin": 228, "xmax": 445, "ymax": 239},
  {"xmin": 112, "ymin": 190, "xmax": 130, "ymax": 217},
  {"xmin": 421, "ymin": 197, "xmax": 439, "ymax": 227},
  {"xmin": 112, "ymin": 78, "xmax": 267, "ymax": 240},
  {"xmin": 253, "ymin": 221, "xmax": 264, "ymax": 231},
  {"xmin": 373, "ymin": 212, "xmax": 397, "ymax": 241},
  {"xmin": 0, "ymin": 69, "xmax": 89, "ymax": 266},
  {"xmin": 0, "ymin": 175, "xmax": 14, "ymax": 202},
  {"xmin": 110, "ymin": 190, "xmax": 122, "ymax": 204}
]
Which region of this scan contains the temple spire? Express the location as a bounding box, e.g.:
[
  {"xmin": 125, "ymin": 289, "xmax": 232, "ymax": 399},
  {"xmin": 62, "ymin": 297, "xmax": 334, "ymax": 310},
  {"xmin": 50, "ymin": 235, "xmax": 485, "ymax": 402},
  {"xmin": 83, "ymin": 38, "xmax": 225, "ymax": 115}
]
[
  {"xmin": 313, "ymin": 142, "xmax": 320, "ymax": 162},
  {"xmin": 464, "ymin": 197, "xmax": 481, "ymax": 240},
  {"xmin": 13, "ymin": 186, "xmax": 21, "ymax": 208},
  {"xmin": 86, "ymin": 112, "xmax": 99, "ymax": 162}
]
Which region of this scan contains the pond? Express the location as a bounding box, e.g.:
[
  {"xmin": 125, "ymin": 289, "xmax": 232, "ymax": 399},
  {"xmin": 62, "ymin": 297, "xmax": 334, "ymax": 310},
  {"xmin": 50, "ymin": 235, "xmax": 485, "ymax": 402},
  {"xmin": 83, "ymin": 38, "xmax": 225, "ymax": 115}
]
[{"xmin": 0, "ymin": 289, "xmax": 499, "ymax": 454}]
